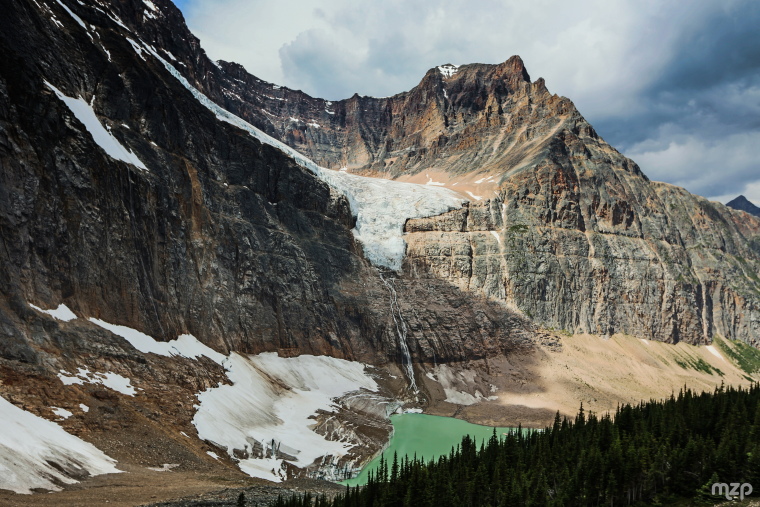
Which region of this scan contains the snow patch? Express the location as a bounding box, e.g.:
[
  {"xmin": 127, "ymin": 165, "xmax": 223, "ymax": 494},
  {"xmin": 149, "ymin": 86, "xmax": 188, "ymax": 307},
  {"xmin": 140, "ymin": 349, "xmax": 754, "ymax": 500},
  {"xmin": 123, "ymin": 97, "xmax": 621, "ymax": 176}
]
[
  {"xmin": 57, "ymin": 367, "xmax": 136, "ymax": 396},
  {"xmin": 0, "ymin": 396, "xmax": 120, "ymax": 494},
  {"xmin": 89, "ymin": 319, "xmax": 225, "ymax": 364},
  {"xmin": 465, "ymin": 191, "xmax": 483, "ymax": 201},
  {"xmin": 54, "ymin": 0, "xmax": 86, "ymax": 29},
  {"xmin": 425, "ymin": 174, "xmax": 446, "ymax": 186},
  {"xmin": 99, "ymin": 43, "xmax": 111, "ymax": 61},
  {"xmin": 192, "ymin": 352, "xmax": 378, "ymax": 482},
  {"xmin": 44, "ymin": 81, "xmax": 147, "ymax": 170},
  {"xmin": 147, "ymin": 463, "xmax": 178, "ymax": 472},
  {"xmin": 126, "ymin": 37, "xmax": 145, "ymax": 60},
  {"xmin": 51, "ymin": 407, "xmax": 73, "ymax": 420},
  {"xmin": 106, "ymin": 12, "xmax": 129, "ymax": 31},
  {"xmin": 161, "ymin": 48, "xmax": 178, "ymax": 61},
  {"xmin": 437, "ymin": 64, "xmax": 460, "ymax": 78},
  {"xmin": 97, "ymin": 372, "xmax": 137, "ymax": 396},
  {"xmin": 206, "ymin": 451, "xmax": 220, "ymax": 460},
  {"xmin": 79, "ymin": 404, "xmax": 89, "ymax": 413},
  {"xmin": 29, "ymin": 302, "xmax": 77, "ymax": 321},
  {"xmin": 706, "ymin": 345, "xmax": 726, "ymax": 362},
  {"xmin": 142, "ymin": 0, "xmax": 158, "ymax": 12}
]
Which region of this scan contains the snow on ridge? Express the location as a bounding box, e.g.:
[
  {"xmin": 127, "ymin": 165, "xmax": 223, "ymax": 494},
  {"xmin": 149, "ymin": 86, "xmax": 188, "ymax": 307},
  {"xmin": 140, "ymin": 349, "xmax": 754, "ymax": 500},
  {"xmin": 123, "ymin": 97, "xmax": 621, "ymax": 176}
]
[
  {"xmin": 54, "ymin": 0, "xmax": 86, "ymax": 29},
  {"xmin": 44, "ymin": 81, "xmax": 148, "ymax": 171},
  {"xmin": 438, "ymin": 64, "xmax": 460, "ymax": 78},
  {"xmin": 0, "ymin": 396, "xmax": 120, "ymax": 494},
  {"xmin": 133, "ymin": 41, "xmax": 464, "ymax": 270},
  {"xmin": 29, "ymin": 302, "xmax": 78, "ymax": 321},
  {"xmin": 142, "ymin": 0, "xmax": 158, "ymax": 12}
]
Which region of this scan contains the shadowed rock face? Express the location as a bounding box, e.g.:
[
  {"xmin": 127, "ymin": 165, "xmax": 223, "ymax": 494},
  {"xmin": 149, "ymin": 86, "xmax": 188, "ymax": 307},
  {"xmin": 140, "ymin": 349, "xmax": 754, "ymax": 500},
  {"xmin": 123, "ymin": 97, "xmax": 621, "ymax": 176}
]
[
  {"xmin": 0, "ymin": 0, "xmax": 534, "ymax": 368},
  {"xmin": 727, "ymin": 195, "xmax": 760, "ymax": 218}
]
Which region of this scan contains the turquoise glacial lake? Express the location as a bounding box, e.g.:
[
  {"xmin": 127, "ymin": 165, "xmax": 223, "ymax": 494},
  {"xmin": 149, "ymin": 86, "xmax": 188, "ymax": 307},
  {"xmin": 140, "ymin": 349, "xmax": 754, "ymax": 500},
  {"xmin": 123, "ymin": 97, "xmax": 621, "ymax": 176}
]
[{"xmin": 340, "ymin": 413, "xmax": 516, "ymax": 486}]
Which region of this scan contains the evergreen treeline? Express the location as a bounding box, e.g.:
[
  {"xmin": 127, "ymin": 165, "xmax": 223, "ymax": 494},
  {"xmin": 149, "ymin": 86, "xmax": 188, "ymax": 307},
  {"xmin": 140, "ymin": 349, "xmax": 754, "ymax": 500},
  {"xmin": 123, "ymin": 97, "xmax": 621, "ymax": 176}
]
[{"xmin": 273, "ymin": 384, "xmax": 759, "ymax": 506}]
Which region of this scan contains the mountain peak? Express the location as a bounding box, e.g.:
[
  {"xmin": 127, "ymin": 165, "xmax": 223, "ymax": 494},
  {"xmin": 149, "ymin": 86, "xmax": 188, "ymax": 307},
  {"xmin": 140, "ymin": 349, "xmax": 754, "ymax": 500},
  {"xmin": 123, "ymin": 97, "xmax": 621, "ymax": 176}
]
[
  {"xmin": 504, "ymin": 55, "xmax": 531, "ymax": 81},
  {"xmin": 727, "ymin": 195, "xmax": 760, "ymax": 217}
]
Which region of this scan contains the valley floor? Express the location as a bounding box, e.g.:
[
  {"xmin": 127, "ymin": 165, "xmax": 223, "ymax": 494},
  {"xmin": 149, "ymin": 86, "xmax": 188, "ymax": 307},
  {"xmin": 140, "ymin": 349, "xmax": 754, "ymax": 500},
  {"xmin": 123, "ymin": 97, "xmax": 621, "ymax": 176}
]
[
  {"xmin": 1, "ymin": 332, "xmax": 756, "ymax": 506},
  {"xmin": 425, "ymin": 333, "xmax": 757, "ymax": 428}
]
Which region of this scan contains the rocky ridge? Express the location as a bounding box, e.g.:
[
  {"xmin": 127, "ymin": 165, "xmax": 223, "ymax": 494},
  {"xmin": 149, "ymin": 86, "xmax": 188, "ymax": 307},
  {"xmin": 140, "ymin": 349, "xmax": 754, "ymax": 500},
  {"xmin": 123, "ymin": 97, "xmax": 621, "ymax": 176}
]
[
  {"xmin": 206, "ymin": 42, "xmax": 760, "ymax": 348},
  {"xmin": 728, "ymin": 195, "xmax": 760, "ymax": 218}
]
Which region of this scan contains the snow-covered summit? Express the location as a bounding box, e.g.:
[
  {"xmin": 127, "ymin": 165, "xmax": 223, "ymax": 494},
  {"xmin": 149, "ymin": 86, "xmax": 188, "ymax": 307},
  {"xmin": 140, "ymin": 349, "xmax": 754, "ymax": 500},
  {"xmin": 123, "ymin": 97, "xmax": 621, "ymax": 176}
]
[{"xmin": 437, "ymin": 64, "xmax": 460, "ymax": 78}]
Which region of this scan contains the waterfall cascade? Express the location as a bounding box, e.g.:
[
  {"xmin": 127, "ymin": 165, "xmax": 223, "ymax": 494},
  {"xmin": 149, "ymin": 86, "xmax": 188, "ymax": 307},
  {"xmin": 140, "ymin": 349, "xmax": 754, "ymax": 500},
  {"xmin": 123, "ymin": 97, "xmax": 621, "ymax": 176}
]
[{"xmin": 379, "ymin": 273, "xmax": 418, "ymax": 393}]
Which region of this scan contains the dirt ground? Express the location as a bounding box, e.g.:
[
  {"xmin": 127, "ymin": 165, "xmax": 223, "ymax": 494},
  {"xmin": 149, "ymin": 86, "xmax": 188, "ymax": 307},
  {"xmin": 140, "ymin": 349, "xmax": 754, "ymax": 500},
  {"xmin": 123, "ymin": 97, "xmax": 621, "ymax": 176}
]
[
  {"xmin": 0, "ymin": 464, "xmax": 258, "ymax": 507},
  {"xmin": 425, "ymin": 332, "xmax": 756, "ymax": 428}
]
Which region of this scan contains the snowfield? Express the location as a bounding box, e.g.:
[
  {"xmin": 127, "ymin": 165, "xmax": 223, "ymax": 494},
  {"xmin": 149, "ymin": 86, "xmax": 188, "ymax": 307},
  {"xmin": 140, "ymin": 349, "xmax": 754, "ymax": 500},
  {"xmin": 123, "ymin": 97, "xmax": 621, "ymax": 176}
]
[
  {"xmin": 0, "ymin": 396, "xmax": 120, "ymax": 494},
  {"xmin": 193, "ymin": 352, "xmax": 378, "ymax": 482},
  {"xmin": 83, "ymin": 318, "xmax": 380, "ymax": 482}
]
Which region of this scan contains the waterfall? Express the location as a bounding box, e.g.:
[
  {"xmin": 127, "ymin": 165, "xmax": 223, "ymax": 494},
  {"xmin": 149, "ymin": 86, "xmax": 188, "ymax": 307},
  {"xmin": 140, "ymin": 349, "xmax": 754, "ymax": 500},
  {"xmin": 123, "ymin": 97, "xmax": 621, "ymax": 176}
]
[{"xmin": 379, "ymin": 273, "xmax": 418, "ymax": 393}]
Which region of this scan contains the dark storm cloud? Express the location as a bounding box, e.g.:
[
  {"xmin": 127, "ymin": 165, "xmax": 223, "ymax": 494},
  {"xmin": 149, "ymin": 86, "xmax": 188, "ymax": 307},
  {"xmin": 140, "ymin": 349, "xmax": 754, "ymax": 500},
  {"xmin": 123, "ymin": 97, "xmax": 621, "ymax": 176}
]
[{"xmin": 581, "ymin": 0, "xmax": 760, "ymax": 202}]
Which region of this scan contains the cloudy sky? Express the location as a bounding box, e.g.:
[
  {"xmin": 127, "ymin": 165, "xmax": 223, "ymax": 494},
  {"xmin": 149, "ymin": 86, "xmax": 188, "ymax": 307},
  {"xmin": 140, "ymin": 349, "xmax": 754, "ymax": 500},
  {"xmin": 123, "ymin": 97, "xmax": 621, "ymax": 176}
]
[{"xmin": 175, "ymin": 0, "xmax": 760, "ymax": 204}]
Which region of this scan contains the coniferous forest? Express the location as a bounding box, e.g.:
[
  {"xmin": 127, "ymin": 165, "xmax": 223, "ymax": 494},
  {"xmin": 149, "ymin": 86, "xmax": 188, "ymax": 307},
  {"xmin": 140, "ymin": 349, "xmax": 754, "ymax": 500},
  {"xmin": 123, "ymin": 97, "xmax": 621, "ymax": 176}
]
[{"xmin": 275, "ymin": 384, "xmax": 759, "ymax": 506}]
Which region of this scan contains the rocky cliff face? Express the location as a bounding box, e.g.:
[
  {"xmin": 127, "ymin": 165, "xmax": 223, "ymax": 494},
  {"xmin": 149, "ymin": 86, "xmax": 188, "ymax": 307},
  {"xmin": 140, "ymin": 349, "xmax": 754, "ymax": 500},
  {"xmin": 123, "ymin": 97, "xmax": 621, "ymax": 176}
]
[
  {"xmin": 207, "ymin": 45, "xmax": 760, "ymax": 348},
  {"xmin": 0, "ymin": 0, "xmax": 537, "ymax": 369},
  {"xmin": 0, "ymin": 0, "xmax": 550, "ymax": 488}
]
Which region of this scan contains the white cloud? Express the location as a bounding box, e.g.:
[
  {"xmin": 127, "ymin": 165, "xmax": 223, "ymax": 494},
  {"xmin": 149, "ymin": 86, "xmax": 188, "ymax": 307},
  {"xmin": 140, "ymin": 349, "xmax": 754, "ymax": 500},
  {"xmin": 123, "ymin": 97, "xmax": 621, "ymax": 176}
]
[
  {"xmin": 626, "ymin": 131, "xmax": 760, "ymax": 203},
  {"xmin": 183, "ymin": 0, "xmax": 718, "ymax": 106}
]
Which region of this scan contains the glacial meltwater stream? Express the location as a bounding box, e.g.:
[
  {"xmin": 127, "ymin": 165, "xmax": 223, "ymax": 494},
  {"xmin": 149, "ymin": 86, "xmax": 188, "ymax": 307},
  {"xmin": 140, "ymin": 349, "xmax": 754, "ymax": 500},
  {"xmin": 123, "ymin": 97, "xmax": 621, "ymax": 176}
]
[{"xmin": 340, "ymin": 414, "xmax": 517, "ymax": 486}]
